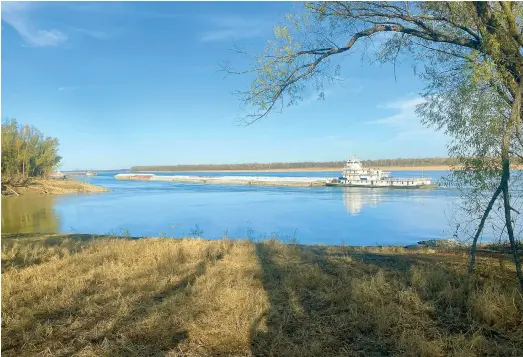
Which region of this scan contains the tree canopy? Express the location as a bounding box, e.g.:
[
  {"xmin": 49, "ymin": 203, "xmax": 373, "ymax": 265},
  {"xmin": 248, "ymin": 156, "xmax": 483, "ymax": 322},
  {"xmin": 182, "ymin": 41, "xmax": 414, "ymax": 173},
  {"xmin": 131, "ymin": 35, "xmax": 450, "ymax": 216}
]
[
  {"xmin": 1, "ymin": 118, "xmax": 62, "ymax": 185},
  {"xmin": 229, "ymin": 1, "xmax": 523, "ymax": 289}
]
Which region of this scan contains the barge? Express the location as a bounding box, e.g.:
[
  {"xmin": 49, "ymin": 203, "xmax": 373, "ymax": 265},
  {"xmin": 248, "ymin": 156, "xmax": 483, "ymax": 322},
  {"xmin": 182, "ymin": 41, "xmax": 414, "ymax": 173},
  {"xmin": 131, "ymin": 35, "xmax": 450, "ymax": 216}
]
[
  {"xmin": 114, "ymin": 174, "xmax": 326, "ymax": 187},
  {"xmin": 114, "ymin": 158, "xmax": 437, "ymax": 189}
]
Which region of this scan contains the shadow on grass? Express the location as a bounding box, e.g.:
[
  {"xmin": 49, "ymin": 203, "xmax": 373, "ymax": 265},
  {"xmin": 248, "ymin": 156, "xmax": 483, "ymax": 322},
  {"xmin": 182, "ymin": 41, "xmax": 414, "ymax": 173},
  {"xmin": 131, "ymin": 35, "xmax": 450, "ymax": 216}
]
[{"xmin": 251, "ymin": 242, "xmax": 523, "ymax": 357}]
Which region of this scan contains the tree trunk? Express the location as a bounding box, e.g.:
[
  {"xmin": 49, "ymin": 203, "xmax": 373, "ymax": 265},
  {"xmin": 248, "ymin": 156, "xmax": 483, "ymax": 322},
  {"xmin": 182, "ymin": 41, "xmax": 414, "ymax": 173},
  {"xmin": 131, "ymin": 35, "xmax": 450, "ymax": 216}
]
[
  {"xmin": 502, "ymin": 182, "xmax": 523, "ymax": 290},
  {"xmin": 499, "ymin": 78, "xmax": 523, "ymax": 291},
  {"xmin": 469, "ymin": 76, "xmax": 522, "ymax": 290},
  {"xmin": 468, "ymin": 183, "xmax": 503, "ymax": 274}
]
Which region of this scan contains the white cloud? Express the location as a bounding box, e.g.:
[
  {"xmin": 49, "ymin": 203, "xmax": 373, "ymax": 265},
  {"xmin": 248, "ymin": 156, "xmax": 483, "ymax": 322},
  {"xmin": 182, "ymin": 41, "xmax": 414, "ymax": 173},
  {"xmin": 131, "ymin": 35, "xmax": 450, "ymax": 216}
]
[
  {"xmin": 367, "ymin": 96, "xmax": 426, "ymax": 127},
  {"xmin": 72, "ymin": 28, "xmax": 108, "ymax": 40},
  {"xmin": 366, "ymin": 95, "xmax": 448, "ymax": 149},
  {"xmin": 200, "ymin": 15, "xmax": 269, "ymax": 42},
  {"xmin": 379, "ymin": 97, "xmax": 425, "ymax": 110},
  {"xmin": 201, "ymin": 29, "xmax": 262, "ymax": 42},
  {"xmin": 57, "ymin": 85, "xmax": 99, "ymax": 92},
  {"xmin": 393, "ymin": 129, "xmax": 430, "ymax": 140},
  {"xmin": 2, "ymin": 2, "xmax": 68, "ymax": 47}
]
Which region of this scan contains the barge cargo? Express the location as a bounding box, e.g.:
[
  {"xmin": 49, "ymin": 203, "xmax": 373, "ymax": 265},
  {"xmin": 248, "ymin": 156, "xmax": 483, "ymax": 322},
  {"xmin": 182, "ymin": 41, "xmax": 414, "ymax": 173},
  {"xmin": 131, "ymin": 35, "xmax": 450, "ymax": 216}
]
[{"xmin": 114, "ymin": 174, "xmax": 326, "ymax": 187}]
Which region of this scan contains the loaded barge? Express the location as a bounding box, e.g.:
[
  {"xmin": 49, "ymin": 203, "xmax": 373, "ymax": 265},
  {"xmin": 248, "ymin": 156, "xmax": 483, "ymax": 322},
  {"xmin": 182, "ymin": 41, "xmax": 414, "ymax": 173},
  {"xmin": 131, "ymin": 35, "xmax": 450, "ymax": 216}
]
[
  {"xmin": 115, "ymin": 157, "xmax": 436, "ymax": 189},
  {"xmin": 114, "ymin": 174, "xmax": 326, "ymax": 187}
]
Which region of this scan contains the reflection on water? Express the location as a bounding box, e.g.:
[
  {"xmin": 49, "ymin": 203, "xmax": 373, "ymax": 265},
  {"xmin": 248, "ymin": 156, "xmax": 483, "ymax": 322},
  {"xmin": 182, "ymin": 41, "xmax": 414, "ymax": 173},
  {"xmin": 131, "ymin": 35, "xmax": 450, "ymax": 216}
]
[
  {"xmin": 342, "ymin": 188, "xmax": 382, "ymax": 215},
  {"xmin": 1, "ymin": 195, "xmax": 60, "ymax": 233}
]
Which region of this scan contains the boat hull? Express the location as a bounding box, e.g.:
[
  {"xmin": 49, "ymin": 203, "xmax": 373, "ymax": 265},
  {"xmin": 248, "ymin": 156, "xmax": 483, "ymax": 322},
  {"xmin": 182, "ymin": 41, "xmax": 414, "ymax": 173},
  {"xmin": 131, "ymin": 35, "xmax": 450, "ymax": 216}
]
[{"xmin": 325, "ymin": 183, "xmax": 438, "ymax": 189}]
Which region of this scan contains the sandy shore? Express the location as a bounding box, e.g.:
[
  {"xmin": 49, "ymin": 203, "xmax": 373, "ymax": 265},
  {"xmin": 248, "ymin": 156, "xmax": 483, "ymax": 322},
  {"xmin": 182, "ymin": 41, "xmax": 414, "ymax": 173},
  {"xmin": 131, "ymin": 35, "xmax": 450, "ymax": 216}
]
[{"xmin": 1, "ymin": 179, "xmax": 109, "ymax": 196}]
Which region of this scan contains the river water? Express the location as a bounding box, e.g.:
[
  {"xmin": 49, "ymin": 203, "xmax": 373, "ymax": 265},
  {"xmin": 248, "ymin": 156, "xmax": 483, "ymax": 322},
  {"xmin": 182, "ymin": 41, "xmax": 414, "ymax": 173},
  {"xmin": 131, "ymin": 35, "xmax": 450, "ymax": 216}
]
[{"xmin": 0, "ymin": 170, "xmax": 500, "ymax": 246}]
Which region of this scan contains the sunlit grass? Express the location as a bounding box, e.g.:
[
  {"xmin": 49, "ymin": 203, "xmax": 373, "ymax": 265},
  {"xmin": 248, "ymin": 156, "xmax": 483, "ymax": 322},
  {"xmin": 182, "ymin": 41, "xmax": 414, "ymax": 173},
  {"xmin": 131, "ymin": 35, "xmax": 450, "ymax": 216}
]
[{"xmin": 2, "ymin": 233, "xmax": 522, "ymax": 356}]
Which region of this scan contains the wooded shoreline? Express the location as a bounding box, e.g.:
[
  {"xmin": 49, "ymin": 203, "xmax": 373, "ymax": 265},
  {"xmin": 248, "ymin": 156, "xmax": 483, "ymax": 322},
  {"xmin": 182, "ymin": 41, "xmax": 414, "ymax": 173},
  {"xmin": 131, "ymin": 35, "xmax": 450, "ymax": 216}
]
[
  {"xmin": 131, "ymin": 158, "xmax": 454, "ymax": 172},
  {"xmin": 132, "ymin": 165, "xmax": 452, "ymax": 173},
  {"xmin": 131, "ymin": 158, "xmax": 523, "ymax": 173}
]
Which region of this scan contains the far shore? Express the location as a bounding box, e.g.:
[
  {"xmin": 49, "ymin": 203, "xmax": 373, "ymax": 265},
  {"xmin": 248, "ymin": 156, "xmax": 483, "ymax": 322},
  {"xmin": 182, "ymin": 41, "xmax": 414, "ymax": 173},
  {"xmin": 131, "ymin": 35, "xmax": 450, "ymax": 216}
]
[
  {"xmin": 135, "ymin": 165, "xmax": 453, "ymax": 173},
  {"xmin": 134, "ymin": 164, "xmax": 523, "ymax": 173},
  {"xmin": 1, "ymin": 178, "xmax": 109, "ymax": 196}
]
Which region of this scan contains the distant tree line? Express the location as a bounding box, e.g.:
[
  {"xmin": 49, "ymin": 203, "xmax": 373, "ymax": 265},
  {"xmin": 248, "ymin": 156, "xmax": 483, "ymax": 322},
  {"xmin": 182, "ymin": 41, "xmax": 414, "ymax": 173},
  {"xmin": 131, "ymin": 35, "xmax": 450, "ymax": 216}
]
[
  {"xmin": 1, "ymin": 119, "xmax": 62, "ymax": 185},
  {"xmin": 131, "ymin": 158, "xmax": 458, "ymax": 172}
]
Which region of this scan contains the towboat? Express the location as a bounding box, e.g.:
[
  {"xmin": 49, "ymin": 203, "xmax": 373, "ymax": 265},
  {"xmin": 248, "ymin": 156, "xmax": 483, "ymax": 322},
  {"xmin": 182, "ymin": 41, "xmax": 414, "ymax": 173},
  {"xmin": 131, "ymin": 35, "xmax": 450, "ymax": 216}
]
[{"xmin": 326, "ymin": 157, "xmax": 433, "ymax": 188}]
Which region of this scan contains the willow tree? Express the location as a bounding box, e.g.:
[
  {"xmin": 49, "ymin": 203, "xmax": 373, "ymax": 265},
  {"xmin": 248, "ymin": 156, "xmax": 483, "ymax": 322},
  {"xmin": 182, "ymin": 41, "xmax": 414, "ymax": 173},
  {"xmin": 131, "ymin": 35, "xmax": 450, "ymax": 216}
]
[{"xmin": 228, "ymin": 2, "xmax": 523, "ymax": 289}]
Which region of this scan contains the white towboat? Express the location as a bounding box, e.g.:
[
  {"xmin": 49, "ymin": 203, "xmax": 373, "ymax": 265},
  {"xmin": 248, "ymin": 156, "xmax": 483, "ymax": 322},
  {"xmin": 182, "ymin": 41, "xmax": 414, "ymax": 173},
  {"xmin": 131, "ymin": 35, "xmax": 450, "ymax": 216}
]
[{"xmin": 326, "ymin": 157, "xmax": 433, "ymax": 188}]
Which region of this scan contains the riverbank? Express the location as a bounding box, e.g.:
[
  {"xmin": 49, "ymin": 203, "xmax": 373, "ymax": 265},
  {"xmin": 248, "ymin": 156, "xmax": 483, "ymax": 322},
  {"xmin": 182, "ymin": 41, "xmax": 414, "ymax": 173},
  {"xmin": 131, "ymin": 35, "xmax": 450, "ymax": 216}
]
[
  {"xmin": 1, "ymin": 178, "xmax": 109, "ymax": 196},
  {"xmin": 2, "ymin": 233, "xmax": 522, "ymax": 357}
]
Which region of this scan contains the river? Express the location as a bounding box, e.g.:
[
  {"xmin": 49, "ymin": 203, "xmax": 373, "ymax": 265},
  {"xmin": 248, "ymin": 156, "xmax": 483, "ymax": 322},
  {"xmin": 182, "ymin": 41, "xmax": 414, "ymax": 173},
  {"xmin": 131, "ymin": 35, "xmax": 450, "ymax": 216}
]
[{"xmin": 0, "ymin": 170, "xmax": 499, "ymax": 246}]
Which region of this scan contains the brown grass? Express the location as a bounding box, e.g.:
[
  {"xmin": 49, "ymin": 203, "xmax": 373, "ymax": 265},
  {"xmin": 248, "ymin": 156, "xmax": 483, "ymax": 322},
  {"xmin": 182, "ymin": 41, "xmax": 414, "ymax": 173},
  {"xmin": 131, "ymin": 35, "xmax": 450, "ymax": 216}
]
[
  {"xmin": 2, "ymin": 233, "xmax": 522, "ymax": 356},
  {"xmin": 2, "ymin": 178, "xmax": 109, "ymax": 196}
]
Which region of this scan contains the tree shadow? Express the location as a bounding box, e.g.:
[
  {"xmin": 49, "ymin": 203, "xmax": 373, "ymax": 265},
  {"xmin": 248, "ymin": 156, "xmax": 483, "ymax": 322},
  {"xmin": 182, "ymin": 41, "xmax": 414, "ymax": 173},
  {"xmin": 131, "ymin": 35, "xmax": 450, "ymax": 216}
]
[{"xmin": 251, "ymin": 242, "xmax": 523, "ymax": 357}]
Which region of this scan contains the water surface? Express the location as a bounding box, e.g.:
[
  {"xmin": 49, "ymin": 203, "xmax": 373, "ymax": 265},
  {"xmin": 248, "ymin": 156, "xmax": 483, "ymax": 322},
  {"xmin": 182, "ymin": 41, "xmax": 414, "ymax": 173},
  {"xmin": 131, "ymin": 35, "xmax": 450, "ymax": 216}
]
[{"xmin": 1, "ymin": 170, "xmax": 490, "ymax": 246}]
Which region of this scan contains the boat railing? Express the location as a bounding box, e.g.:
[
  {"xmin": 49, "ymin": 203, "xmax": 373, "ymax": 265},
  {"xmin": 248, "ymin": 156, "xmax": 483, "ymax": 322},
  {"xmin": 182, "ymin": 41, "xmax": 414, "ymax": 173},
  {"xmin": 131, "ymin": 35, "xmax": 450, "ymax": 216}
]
[{"xmin": 388, "ymin": 177, "xmax": 431, "ymax": 181}]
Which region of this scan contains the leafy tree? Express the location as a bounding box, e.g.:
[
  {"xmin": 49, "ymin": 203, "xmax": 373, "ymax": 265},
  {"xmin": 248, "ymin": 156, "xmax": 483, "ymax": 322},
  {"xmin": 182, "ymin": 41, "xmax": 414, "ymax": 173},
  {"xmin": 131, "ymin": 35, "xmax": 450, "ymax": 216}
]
[
  {"xmin": 228, "ymin": 2, "xmax": 523, "ymax": 289},
  {"xmin": 1, "ymin": 118, "xmax": 62, "ymax": 185}
]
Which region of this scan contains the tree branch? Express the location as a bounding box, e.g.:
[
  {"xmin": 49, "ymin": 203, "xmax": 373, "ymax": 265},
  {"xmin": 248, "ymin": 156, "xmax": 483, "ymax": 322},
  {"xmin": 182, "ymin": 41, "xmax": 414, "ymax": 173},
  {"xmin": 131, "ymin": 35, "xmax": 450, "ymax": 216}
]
[{"xmin": 500, "ymin": 1, "xmax": 523, "ymax": 47}]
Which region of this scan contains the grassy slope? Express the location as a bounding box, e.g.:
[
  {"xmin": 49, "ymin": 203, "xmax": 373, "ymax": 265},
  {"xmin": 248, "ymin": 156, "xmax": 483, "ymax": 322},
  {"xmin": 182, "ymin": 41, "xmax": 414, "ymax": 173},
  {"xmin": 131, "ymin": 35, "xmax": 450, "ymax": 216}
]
[{"xmin": 2, "ymin": 233, "xmax": 522, "ymax": 357}]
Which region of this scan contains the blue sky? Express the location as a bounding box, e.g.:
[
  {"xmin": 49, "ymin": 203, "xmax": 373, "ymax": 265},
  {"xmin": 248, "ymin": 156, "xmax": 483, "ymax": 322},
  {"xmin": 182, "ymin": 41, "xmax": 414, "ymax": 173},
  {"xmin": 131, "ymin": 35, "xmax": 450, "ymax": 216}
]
[{"xmin": 1, "ymin": 1, "xmax": 448, "ymax": 170}]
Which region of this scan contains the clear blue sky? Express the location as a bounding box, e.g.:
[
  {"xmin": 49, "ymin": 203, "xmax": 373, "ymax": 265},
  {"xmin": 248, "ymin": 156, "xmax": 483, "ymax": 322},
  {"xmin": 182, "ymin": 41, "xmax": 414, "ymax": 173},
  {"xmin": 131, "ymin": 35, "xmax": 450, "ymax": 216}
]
[{"xmin": 1, "ymin": 1, "xmax": 448, "ymax": 170}]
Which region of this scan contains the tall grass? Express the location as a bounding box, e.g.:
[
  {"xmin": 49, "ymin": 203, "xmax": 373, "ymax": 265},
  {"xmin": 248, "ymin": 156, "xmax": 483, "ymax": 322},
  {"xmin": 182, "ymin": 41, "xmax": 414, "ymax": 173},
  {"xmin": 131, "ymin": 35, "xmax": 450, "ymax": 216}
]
[{"xmin": 2, "ymin": 234, "xmax": 522, "ymax": 356}]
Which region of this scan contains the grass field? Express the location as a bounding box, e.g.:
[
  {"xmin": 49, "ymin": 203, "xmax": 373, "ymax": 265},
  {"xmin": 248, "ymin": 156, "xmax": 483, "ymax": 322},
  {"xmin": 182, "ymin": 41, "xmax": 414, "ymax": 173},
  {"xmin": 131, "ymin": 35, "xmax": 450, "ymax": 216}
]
[{"xmin": 2, "ymin": 233, "xmax": 522, "ymax": 356}]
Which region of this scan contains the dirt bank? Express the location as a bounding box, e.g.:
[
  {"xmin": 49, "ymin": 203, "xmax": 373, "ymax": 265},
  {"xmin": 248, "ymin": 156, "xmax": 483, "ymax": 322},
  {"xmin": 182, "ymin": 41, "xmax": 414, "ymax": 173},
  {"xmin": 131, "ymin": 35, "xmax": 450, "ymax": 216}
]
[{"xmin": 1, "ymin": 179, "xmax": 109, "ymax": 196}]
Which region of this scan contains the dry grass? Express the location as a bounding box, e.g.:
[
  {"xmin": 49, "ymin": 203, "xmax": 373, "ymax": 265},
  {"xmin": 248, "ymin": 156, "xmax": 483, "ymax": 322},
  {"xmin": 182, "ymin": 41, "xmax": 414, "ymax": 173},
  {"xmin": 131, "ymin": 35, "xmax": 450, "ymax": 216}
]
[
  {"xmin": 2, "ymin": 234, "xmax": 522, "ymax": 357},
  {"xmin": 2, "ymin": 179, "xmax": 109, "ymax": 196}
]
